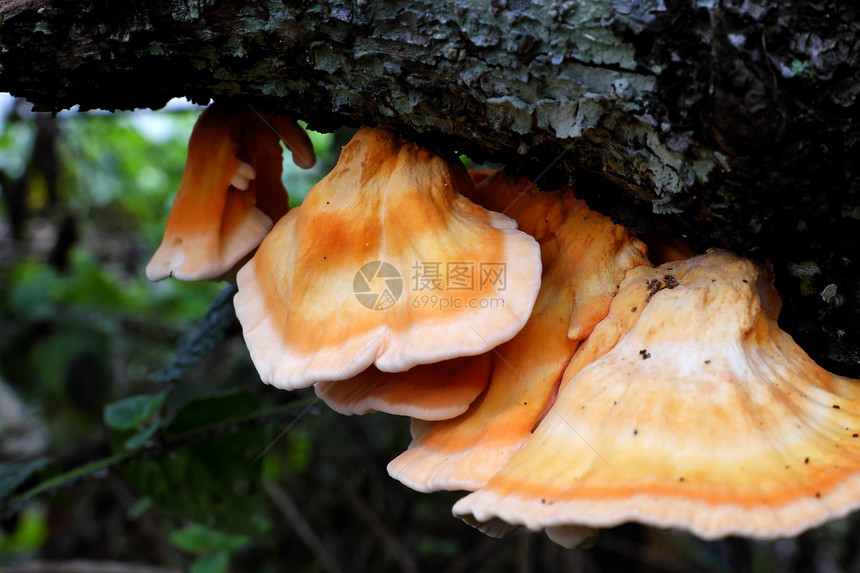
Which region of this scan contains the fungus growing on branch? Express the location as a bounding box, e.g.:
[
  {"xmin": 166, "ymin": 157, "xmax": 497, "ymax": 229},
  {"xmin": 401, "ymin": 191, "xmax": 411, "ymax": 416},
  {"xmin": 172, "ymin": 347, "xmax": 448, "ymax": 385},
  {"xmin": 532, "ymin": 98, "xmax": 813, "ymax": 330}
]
[
  {"xmin": 146, "ymin": 103, "xmax": 315, "ymax": 282},
  {"xmin": 387, "ymin": 170, "xmax": 649, "ymax": 491},
  {"xmin": 314, "ymin": 353, "xmax": 491, "ymax": 420},
  {"xmin": 453, "ymin": 251, "xmax": 860, "ymax": 541},
  {"xmin": 234, "ymin": 130, "xmax": 542, "ymax": 389}
]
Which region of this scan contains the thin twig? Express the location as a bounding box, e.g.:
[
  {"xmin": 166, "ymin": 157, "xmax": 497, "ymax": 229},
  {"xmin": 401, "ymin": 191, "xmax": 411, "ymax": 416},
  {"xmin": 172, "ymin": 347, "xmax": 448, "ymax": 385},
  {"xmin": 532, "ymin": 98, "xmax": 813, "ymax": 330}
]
[
  {"xmin": 262, "ymin": 477, "xmax": 345, "ymax": 573},
  {"xmin": 344, "ymin": 487, "xmax": 419, "ymax": 573},
  {"xmin": 251, "ymin": 398, "xmax": 318, "ymax": 464},
  {"xmin": 440, "ymin": 536, "xmax": 499, "ymax": 573},
  {"xmin": 0, "ymin": 561, "xmax": 179, "ymax": 573},
  {"xmin": 1, "ymin": 398, "xmax": 318, "ymax": 517}
]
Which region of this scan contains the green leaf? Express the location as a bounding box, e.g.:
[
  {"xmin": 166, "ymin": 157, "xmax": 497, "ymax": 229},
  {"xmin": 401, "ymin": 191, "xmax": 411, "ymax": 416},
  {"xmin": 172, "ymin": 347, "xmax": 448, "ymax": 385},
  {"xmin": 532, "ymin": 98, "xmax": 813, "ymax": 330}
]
[
  {"xmin": 0, "ymin": 504, "xmax": 48, "ymax": 557},
  {"xmin": 0, "ymin": 458, "xmax": 50, "ymax": 500},
  {"xmin": 127, "ymin": 496, "xmax": 153, "ymax": 519},
  {"xmin": 124, "ymin": 422, "xmax": 160, "ymax": 450},
  {"xmin": 104, "ymin": 390, "xmax": 168, "ymax": 430},
  {"xmin": 285, "ymin": 428, "xmax": 312, "ymax": 473},
  {"xmin": 189, "ymin": 550, "xmax": 231, "ymax": 573},
  {"xmin": 166, "ymin": 390, "xmax": 257, "ymax": 435},
  {"xmin": 124, "ymin": 390, "xmax": 267, "ymax": 533},
  {"xmin": 169, "ymin": 523, "xmax": 250, "ymax": 554},
  {"xmin": 6, "ymin": 261, "xmax": 58, "ymax": 320}
]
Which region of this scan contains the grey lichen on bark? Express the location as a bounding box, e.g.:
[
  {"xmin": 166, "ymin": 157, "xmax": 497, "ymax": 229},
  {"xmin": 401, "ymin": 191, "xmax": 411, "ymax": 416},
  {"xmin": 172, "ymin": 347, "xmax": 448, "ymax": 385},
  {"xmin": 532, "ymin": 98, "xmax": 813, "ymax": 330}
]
[{"xmin": 0, "ymin": 0, "xmax": 857, "ymax": 375}]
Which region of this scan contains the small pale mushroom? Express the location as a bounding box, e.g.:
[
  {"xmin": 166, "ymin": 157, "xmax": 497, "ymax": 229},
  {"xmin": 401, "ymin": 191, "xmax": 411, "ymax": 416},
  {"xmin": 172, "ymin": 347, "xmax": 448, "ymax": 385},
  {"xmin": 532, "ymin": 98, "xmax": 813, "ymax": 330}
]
[
  {"xmin": 146, "ymin": 103, "xmax": 316, "ymax": 282},
  {"xmin": 234, "ymin": 129, "xmax": 542, "ymax": 389},
  {"xmin": 453, "ymin": 251, "xmax": 860, "ymax": 541},
  {"xmin": 314, "ymin": 353, "xmax": 491, "ymax": 420},
  {"xmin": 387, "ymin": 170, "xmax": 649, "ymax": 492}
]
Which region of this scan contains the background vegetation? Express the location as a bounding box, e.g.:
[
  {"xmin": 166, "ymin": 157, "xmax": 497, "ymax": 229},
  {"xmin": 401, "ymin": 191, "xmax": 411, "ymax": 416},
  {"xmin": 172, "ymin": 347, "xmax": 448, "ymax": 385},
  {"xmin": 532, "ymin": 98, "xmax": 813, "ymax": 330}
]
[{"xmin": 1, "ymin": 97, "xmax": 859, "ymax": 573}]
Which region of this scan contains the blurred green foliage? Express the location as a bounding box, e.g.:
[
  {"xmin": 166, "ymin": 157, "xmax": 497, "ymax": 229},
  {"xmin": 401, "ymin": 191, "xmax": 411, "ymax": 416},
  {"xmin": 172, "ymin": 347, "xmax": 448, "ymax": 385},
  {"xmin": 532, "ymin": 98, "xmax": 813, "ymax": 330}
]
[
  {"xmin": 0, "ymin": 98, "xmax": 300, "ymax": 569},
  {"xmin": 0, "ymin": 98, "xmax": 522, "ymax": 572},
  {"xmin": 0, "ymin": 102, "xmax": 221, "ymax": 456},
  {"xmin": 0, "ymin": 504, "xmax": 48, "ymax": 561}
]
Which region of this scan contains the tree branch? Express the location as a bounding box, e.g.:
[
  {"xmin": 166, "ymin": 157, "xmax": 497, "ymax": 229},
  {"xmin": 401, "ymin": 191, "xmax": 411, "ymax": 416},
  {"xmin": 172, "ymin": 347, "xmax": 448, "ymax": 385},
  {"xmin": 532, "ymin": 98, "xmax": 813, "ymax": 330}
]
[
  {"xmin": 262, "ymin": 477, "xmax": 345, "ymax": 573},
  {"xmin": 0, "ymin": 0, "xmax": 857, "ymax": 374}
]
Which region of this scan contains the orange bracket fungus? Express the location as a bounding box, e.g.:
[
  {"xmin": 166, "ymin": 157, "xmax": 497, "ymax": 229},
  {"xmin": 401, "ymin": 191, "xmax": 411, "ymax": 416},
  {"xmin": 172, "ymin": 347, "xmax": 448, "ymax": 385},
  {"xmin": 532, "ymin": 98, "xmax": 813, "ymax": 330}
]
[
  {"xmin": 453, "ymin": 251, "xmax": 860, "ymax": 541},
  {"xmin": 139, "ymin": 101, "xmax": 860, "ymax": 547},
  {"xmin": 387, "ymin": 170, "xmax": 649, "ymax": 492},
  {"xmin": 233, "ymin": 129, "xmax": 542, "ymax": 389},
  {"xmin": 146, "ymin": 103, "xmax": 316, "ymax": 282},
  {"xmin": 314, "ymin": 353, "xmax": 491, "ymax": 420}
]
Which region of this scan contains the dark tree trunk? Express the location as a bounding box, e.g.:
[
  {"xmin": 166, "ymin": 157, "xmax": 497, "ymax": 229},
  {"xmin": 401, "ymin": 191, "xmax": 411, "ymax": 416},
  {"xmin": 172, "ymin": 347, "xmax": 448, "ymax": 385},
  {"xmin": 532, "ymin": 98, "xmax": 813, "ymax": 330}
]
[{"xmin": 1, "ymin": 0, "xmax": 857, "ymax": 375}]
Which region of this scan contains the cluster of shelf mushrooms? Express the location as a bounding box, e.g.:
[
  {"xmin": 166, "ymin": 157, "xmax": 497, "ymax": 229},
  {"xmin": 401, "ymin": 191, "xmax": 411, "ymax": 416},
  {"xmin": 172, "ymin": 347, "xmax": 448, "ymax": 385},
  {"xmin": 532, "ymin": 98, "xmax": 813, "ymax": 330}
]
[{"xmin": 147, "ymin": 103, "xmax": 860, "ymax": 546}]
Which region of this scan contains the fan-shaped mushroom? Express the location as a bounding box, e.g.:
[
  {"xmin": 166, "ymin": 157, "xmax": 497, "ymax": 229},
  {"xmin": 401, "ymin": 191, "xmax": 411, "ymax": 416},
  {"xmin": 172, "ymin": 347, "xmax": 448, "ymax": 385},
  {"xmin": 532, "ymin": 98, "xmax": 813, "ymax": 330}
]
[
  {"xmin": 146, "ymin": 103, "xmax": 315, "ymax": 282},
  {"xmin": 314, "ymin": 353, "xmax": 491, "ymax": 420},
  {"xmin": 234, "ymin": 130, "xmax": 542, "ymax": 389},
  {"xmin": 454, "ymin": 251, "xmax": 860, "ymax": 541},
  {"xmin": 387, "ymin": 170, "xmax": 649, "ymax": 491}
]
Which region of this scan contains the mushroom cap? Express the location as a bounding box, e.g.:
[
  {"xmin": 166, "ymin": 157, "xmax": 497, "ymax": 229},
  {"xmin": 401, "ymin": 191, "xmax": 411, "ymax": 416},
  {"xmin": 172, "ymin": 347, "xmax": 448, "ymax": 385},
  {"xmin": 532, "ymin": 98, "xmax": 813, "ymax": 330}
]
[
  {"xmin": 146, "ymin": 104, "xmax": 315, "ymax": 282},
  {"xmin": 453, "ymin": 251, "xmax": 860, "ymax": 540},
  {"xmin": 234, "ymin": 128, "xmax": 542, "ymax": 389},
  {"xmin": 471, "ymin": 170, "xmax": 563, "ymax": 270},
  {"xmin": 387, "ymin": 174, "xmax": 649, "ymax": 492},
  {"xmin": 314, "ymin": 352, "xmax": 491, "ymax": 420}
]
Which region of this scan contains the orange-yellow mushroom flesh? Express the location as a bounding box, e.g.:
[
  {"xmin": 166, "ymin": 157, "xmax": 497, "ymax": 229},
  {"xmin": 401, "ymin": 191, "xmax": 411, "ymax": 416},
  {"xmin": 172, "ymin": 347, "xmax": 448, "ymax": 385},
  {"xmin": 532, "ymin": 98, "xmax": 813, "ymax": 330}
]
[
  {"xmin": 146, "ymin": 103, "xmax": 315, "ymax": 282},
  {"xmin": 315, "ymin": 353, "xmax": 491, "ymax": 420},
  {"xmin": 234, "ymin": 130, "xmax": 542, "ymax": 389},
  {"xmin": 453, "ymin": 251, "xmax": 860, "ymax": 541},
  {"xmin": 387, "ymin": 170, "xmax": 649, "ymax": 492}
]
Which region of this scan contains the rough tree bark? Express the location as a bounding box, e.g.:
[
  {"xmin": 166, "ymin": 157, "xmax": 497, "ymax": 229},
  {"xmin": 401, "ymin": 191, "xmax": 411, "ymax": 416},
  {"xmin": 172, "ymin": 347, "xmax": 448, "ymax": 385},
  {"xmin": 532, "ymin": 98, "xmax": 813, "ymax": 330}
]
[{"xmin": 1, "ymin": 0, "xmax": 857, "ymax": 375}]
